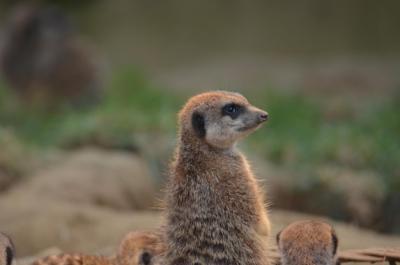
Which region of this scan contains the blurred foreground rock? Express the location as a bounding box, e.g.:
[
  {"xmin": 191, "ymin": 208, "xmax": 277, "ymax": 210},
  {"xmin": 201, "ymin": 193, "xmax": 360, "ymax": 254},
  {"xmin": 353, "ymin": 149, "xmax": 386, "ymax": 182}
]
[
  {"xmin": 0, "ymin": 196, "xmax": 162, "ymax": 256},
  {"xmin": 251, "ymin": 157, "xmax": 386, "ymax": 230},
  {"xmin": 9, "ymin": 148, "xmax": 158, "ymax": 210},
  {"xmin": 0, "ymin": 129, "xmax": 33, "ymax": 191}
]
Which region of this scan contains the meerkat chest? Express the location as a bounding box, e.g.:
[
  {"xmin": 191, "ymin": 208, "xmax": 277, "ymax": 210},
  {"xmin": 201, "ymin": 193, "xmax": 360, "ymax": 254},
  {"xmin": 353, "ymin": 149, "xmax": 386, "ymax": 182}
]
[{"xmin": 171, "ymin": 171, "xmax": 259, "ymax": 225}]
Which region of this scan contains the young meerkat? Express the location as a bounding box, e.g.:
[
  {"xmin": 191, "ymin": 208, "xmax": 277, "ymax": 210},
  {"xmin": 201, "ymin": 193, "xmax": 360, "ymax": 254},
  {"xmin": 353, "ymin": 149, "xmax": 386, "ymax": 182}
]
[
  {"xmin": 276, "ymin": 220, "xmax": 338, "ymax": 265},
  {"xmin": 0, "ymin": 233, "xmax": 15, "ymax": 265},
  {"xmin": 164, "ymin": 91, "xmax": 271, "ymax": 265},
  {"xmin": 31, "ymin": 231, "xmax": 164, "ymax": 265},
  {"xmin": 117, "ymin": 231, "xmax": 166, "ymax": 265}
]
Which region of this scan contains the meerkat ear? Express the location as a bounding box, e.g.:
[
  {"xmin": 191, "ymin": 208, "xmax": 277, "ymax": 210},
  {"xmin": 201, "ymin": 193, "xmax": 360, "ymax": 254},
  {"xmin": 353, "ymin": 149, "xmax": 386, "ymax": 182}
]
[
  {"xmin": 276, "ymin": 231, "xmax": 281, "ymax": 245},
  {"xmin": 331, "ymin": 229, "xmax": 338, "ymax": 255},
  {"xmin": 6, "ymin": 246, "xmax": 14, "ymax": 265},
  {"xmin": 140, "ymin": 251, "xmax": 151, "ymax": 265},
  {"xmin": 192, "ymin": 112, "xmax": 206, "ymax": 138}
]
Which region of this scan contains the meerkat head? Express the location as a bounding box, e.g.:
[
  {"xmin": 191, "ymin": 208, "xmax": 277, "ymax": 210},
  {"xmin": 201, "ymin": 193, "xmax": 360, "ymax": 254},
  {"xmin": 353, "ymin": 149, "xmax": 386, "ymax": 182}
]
[
  {"xmin": 117, "ymin": 231, "xmax": 165, "ymax": 265},
  {"xmin": 276, "ymin": 220, "xmax": 338, "ymax": 265},
  {"xmin": 0, "ymin": 233, "xmax": 15, "ymax": 265},
  {"xmin": 179, "ymin": 91, "xmax": 268, "ymax": 149}
]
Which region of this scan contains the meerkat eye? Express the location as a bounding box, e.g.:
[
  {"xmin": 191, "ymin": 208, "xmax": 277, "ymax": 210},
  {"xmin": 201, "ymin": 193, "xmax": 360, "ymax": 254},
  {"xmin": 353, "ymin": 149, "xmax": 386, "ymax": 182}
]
[
  {"xmin": 222, "ymin": 103, "xmax": 242, "ymax": 119},
  {"xmin": 140, "ymin": 251, "xmax": 152, "ymax": 265}
]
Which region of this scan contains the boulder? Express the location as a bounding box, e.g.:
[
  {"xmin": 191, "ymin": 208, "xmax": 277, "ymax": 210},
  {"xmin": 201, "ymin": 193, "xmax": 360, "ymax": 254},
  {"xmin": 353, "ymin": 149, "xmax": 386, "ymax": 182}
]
[{"xmin": 10, "ymin": 148, "xmax": 159, "ymax": 210}]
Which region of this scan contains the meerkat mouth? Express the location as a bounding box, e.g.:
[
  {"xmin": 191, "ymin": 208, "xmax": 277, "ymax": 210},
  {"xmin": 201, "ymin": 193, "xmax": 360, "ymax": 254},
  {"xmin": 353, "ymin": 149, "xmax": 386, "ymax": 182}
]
[{"xmin": 236, "ymin": 123, "xmax": 262, "ymax": 132}]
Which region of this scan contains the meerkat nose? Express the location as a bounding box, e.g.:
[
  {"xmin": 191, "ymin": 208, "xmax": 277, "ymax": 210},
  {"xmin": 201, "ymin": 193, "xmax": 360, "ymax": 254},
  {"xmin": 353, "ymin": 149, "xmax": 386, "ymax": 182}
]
[{"xmin": 258, "ymin": 112, "xmax": 269, "ymax": 122}]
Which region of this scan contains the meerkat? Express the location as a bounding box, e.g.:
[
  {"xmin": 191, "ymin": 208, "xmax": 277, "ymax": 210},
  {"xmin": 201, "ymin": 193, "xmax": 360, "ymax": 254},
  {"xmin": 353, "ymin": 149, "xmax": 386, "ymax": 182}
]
[
  {"xmin": 276, "ymin": 220, "xmax": 338, "ymax": 265},
  {"xmin": 163, "ymin": 91, "xmax": 271, "ymax": 265},
  {"xmin": 0, "ymin": 233, "xmax": 15, "ymax": 265},
  {"xmin": 117, "ymin": 231, "xmax": 165, "ymax": 265},
  {"xmin": 31, "ymin": 231, "xmax": 164, "ymax": 265}
]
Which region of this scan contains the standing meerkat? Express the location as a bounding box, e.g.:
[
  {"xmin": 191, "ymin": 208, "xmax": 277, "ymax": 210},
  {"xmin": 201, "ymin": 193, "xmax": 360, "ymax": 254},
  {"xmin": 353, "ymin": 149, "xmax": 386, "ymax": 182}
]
[
  {"xmin": 0, "ymin": 233, "xmax": 15, "ymax": 265},
  {"xmin": 276, "ymin": 220, "xmax": 338, "ymax": 265},
  {"xmin": 164, "ymin": 91, "xmax": 271, "ymax": 265},
  {"xmin": 31, "ymin": 231, "xmax": 164, "ymax": 265}
]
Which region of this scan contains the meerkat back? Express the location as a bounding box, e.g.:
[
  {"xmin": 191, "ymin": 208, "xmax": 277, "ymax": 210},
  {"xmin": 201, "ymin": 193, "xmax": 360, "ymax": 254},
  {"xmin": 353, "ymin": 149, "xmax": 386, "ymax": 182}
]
[
  {"xmin": 276, "ymin": 220, "xmax": 338, "ymax": 265},
  {"xmin": 31, "ymin": 254, "xmax": 111, "ymax": 265},
  {"xmin": 31, "ymin": 231, "xmax": 164, "ymax": 265}
]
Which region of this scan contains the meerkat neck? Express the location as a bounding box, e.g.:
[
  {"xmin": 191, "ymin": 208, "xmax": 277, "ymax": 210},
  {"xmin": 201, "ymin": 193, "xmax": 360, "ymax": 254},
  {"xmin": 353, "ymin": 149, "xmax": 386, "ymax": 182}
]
[
  {"xmin": 178, "ymin": 136, "xmax": 237, "ymax": 167},
  {"xmin": 173, "ymin": 132, "xmax": 243, "ymax": 183},
  {"xmin": 178, "ymin": 131, "xmax": 236, "ymax": 157}
]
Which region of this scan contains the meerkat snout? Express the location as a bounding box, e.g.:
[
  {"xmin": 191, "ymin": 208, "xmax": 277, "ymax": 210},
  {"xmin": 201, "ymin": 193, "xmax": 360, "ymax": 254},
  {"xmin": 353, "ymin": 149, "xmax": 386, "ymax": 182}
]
[
  {"xmin": 277, "ymin": 220, "xmax": 338, "ymax": 265},
  {"xmin": 258, "ymin": 111, "xmax": 269, "ymax": 122},
  {"xmin": 0, "ymin": 233, "xmax": 15, "ymax": 265}
]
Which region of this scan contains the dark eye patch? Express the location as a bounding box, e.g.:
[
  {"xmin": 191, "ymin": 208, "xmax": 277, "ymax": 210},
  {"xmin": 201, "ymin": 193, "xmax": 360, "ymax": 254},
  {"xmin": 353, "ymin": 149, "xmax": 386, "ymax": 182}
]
[
  {"xmin": 140, "ymin": 251, "xmax": 152, "ymax": 265},
  {"xmin": 192, "ymin": 112, "xmax": 206, "ymax": 138},
  {"xmin": 222, "ymin": 103, "xmax": 243, "ymax": 119},
  {"xmin": 6, "ymin": 246, "xmax": 14, "ymax": 265}
]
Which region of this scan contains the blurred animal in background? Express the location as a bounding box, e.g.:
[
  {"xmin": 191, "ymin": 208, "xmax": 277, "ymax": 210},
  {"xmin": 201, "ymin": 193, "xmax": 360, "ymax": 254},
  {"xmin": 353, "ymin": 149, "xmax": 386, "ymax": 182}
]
[
  {"xmin": 276, "ymin": 220, "xmax": 338, "ymax": 265},
  {"xmin": 31, "ymin": 253, "xmax": 110, "ymax": 265},
  {"xmin": 0, "ymin": 4, "xmax": 103, "ymax": 108},
  {"xmin": 31, "ymin": 231, "xmax": 165, "ymax": 265},
  {"xmin": 117, "ymin": 231, "xmax": 165, "ymax": 265},
  {"xmin": 0, "ymin": 232, "xmax": 15, "ymax": 265}
]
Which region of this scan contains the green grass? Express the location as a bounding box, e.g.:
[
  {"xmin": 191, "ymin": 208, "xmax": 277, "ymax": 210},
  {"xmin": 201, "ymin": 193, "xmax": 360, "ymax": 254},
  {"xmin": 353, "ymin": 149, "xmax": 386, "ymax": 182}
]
[
  {"xmin": 0, "ymin": 67, "xmax": 180, "ymax": 149},
  {"xmin": 0, "ymin": 68, "xmax": 399, "ymax": 192},
  {"xmin": 249, "ymin": 90, "xmax": 400, "ymax": 191}
]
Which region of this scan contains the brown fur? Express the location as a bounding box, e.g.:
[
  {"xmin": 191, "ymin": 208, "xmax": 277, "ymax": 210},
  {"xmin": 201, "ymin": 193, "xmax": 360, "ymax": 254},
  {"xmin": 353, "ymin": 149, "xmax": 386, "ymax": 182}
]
[
  {"xmin": 31, "ymin": 231, "xmax": 164, "ymax": 265},
  {"xmin": 164, "ymin": 91, "xmax": 270, "ymax": 265},
  {"xmin": 0, "ymin": 233, "xmax": 15, "ymax": 265},
  {"xmin": 31, "ymin": 254, "xmax": 111, "ymax": 265},
  {"xmin": 117, "ymin": 231, "xmax": 166, "ymax": 265},
  {"xmin": 276, "ymin": 220, "xmax": 338, "ymax": 265}
]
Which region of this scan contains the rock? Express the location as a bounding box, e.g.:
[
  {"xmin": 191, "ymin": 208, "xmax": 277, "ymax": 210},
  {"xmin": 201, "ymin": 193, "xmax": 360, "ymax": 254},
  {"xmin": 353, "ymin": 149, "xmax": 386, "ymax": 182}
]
[
  {"xmin": 251, "ymin": 157, "xmax": 385, "ymax": 229},
  {"xmin": 10, "ymin": 148, "xmax": 158, "ymax": 210},
  {"xmin": 0, "ymin": 195, "xmax": 162, "ymax": 256},
  {"xmin": 0, "ymin": 129, "xmax": 31, "ymax": 191}
]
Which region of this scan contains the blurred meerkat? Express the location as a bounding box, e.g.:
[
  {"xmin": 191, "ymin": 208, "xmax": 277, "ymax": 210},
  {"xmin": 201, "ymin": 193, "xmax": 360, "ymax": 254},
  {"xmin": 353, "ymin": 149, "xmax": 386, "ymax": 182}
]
[
  {"xmin": 0, "ymin": 4, "xmax": 102, "ymax": 107},
  {"xmin": 164, "ymin": 91, "xmax": 270, "ymax": 265},
  {"xmin": 276, "ymin": 220, "xmax": 338, "ymax": 265},
  {"xmin": 31, "ymin": 231, "xmax": 164, "ymax": 265},
  {"xmin": 0, "ymin": 232, "xmax": 15, "ymax": 265},
  {"xmin": 117, "ymin": 231, "xmax": 165, "ymax": 265}
]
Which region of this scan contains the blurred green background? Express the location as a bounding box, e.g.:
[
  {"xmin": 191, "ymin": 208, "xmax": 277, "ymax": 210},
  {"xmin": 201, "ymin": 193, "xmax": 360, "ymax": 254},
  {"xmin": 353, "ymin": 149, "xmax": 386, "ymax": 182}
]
[{"xmin": 0, "ymin": 1, "xmax": 399, "ymax": 253}]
